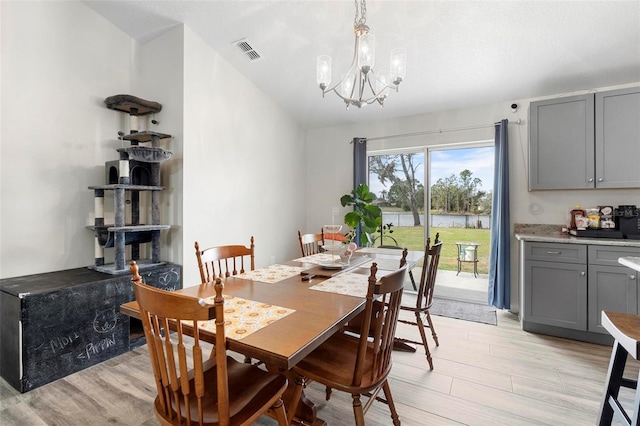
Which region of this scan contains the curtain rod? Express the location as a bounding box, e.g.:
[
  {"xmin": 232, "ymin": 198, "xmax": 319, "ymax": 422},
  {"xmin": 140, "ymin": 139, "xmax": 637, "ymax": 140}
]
[{"xmin": 361, "ymin": 118, "xmax": 520, "ymax": 142}]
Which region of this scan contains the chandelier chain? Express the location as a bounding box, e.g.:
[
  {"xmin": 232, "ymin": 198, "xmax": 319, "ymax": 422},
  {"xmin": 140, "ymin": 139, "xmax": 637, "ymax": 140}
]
[{"xmin": 354, "ymin": 0, "xmax": 367, "ymax": 27}]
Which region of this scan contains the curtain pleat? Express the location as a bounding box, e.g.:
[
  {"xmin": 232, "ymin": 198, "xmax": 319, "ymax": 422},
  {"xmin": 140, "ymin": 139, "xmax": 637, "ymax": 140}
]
[
  {"xmin": 488, "ymin": 120, "xmax": 510, "ymax": 309},
  {"xmin": 353, "ymin": 138, "xmax": 367, "ymax": 244},
  {"xmin": 353, "ymin": 138, "xmax": 367, "ymax": 188}
]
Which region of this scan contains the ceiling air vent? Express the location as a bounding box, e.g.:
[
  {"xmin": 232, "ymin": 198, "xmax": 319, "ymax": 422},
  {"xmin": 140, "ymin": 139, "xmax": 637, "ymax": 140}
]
[{"xmin": 233, "ymin": 39, "xmax": 262, "ymax": 62}]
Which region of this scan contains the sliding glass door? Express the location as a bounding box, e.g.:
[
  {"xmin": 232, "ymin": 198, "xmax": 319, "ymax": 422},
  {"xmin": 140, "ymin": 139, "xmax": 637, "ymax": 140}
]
[
  {"xmin": 368, "ymin": 143, "xmax": 494, "ymax": 301},
  {"xmin": 367, "ymin": 150, "xmax": 426, "ymax": 250}
]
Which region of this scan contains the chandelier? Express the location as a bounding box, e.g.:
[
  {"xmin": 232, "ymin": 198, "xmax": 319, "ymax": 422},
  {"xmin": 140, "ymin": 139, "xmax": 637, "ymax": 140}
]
[{"xmin": 316, "ymin": 0, "xmax": 406, "ymax": 109}]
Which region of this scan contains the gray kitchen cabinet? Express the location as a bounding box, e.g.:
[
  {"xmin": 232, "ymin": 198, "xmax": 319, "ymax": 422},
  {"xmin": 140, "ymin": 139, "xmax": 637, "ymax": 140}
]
[
  {"xmin": 529, "ymin": 86, "xmax": 640, "ymax": 190},
  {"xmin": 587, "ymin": 245, "xmax": 640, "ymax": 334},
  {"xmin": 523, "ymin": 242, "xmax": 588, "ymax": 330},
  {"xmin": 529, "ymin": 94, "xmax": 594, "ymax": 190},
  {"xmin": 595, "ymin": 87, "xmax": 640, "ymax": 188}
]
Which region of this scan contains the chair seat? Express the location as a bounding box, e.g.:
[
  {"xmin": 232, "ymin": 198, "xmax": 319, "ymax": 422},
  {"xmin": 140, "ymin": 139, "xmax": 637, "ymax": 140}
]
[
  {"xmin": 601, "ymin": 311, "xmax": 640, "ymax": 359},
  {"xmin": 598, "ymin": 310, "xmax": 640, "ymax": 426},
  {"xmin": 293, "ymin": 332, "xmax": 391, "ymax": 394},
  {"xmin": 161, "ymin": 356, "xmax": 288, "ymax": 425}
]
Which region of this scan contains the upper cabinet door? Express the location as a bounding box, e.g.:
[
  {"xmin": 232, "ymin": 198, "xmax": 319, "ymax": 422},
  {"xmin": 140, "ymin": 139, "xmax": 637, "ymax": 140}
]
[
  {"xmin": 595, "ymin": 87, "xmax": 640, "ymax": 188},
  {"xmin": 529, "ymin": 94, "xmax": 595, "ymax": 190}
]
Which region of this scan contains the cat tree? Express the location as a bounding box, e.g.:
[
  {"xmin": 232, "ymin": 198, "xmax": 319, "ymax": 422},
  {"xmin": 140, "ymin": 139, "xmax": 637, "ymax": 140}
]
[{"xmin": 88, "ymin": 94, "xmax": 172, "ymax": 275}]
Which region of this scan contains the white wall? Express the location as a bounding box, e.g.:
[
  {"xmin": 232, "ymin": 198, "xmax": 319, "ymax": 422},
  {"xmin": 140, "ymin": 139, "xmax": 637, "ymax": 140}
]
[
  {"xmin": 180, "ymin": 27, "xmax": 306, "ymax": 287},
  {"xmin": 0, "ymin": 1, "xmax": 132, "ymax": 278},
  {"xmin": 132, "ymin": 26, "xmax": 185, "ymax": 270},
  {"xmin": 0, "ymin": 2, "xmax": 306, "ymax": 284},
  {"xmin": 305, "ymin": 83, "xmax": 640, "ymax": 314}
]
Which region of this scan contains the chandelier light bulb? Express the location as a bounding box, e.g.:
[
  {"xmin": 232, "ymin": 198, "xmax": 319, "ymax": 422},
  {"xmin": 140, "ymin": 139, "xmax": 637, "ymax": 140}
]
[
  {"xmin": 341, "ymin": 73, "xmax": 356, "ymax": 98},
  {"xmin": 357, "ymin": 32, "xmax": 376, "ymax": 71},
  {"xmin": 376, "ymin": 70, "xmax": 391, "ymax": 96},
  {"xmin": 390, "ymin": 48, "xmax": 407, "ymax": 84},
  {"xmin": 317, "ymin": 55, "xmax": 332, "ymax": 89}
]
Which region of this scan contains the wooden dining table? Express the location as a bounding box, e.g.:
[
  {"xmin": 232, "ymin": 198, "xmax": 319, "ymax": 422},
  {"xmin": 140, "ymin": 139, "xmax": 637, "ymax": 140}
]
[{"xmin": 120, "ymin": 247, "xmax": 422, "ymax": 425}]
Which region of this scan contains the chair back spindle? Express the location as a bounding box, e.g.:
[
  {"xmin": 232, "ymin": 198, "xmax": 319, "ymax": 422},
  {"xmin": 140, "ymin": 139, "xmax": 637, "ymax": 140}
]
[
  {"xmin": 297, "ymin": 230, "xmax": 324, "ymax": 257},
  {"xmin": 194, "ymin": 237, "xmax": 255, "ymax": 283}
]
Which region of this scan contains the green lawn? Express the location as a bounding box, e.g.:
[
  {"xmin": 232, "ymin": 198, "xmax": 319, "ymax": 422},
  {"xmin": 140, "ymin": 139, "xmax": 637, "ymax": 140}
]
[{"xmin": 377, "ymin": 226, "xmax": 491, "ymax": 274}]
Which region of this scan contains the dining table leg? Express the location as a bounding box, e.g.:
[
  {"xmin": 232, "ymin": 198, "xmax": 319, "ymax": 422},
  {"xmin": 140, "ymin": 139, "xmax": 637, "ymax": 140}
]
[
  {"xmin": 392, "ymin": 338, "xmax": 417, "ymax": 352},
  {"xmin": 270, "ymin": 367, "xmax": 326, "ymax": 425}
]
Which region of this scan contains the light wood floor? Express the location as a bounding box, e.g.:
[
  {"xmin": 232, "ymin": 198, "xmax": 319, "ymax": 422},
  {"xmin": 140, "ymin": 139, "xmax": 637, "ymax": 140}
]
[{"xmin": 1, "ymin": 310, "xmax": 637, "ymax": 425}]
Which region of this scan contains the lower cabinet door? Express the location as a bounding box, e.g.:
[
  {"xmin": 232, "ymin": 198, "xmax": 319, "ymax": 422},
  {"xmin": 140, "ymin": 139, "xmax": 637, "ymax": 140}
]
[
  {"xmin": 588, "ymin": 264, "xmax": 639, "ymax": 334},
  {"xmin": 524, "ymin": 260, "xmax": 587, "ymax": 330}
]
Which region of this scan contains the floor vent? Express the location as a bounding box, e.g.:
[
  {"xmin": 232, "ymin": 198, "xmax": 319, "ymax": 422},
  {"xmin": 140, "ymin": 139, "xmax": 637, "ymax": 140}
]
[{"xmin": 233, "ymin": 39, "xmax": 262, "ymax": 61}]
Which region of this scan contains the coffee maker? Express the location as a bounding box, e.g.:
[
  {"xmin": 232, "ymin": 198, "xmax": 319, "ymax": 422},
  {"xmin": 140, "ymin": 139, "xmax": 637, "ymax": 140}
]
[{"xmin": 615, "ymin": 205, "xmax": 640, "ymax": 239}]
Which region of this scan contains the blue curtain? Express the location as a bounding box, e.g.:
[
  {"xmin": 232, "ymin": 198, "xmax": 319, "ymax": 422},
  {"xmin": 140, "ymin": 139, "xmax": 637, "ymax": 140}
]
[
  {"xmin": 488, "ymin": 119, "xmax": 510, "ymax": 309},
  {"xmin": 353, "ymin": 138, "xmax": 367, "ymax": 244}
]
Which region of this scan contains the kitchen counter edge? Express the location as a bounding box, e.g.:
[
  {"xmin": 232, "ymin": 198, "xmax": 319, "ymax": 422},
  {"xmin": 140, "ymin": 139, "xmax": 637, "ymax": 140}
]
[{"xmin": 514, "ymin": 233, "xmax": 640, "ymax": 248}]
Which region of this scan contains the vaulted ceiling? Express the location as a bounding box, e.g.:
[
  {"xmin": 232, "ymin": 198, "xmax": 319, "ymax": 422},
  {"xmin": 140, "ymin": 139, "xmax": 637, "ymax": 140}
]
[{"xmin": 85, "ymin": 1, "xmax": 640, "ymax": 130}]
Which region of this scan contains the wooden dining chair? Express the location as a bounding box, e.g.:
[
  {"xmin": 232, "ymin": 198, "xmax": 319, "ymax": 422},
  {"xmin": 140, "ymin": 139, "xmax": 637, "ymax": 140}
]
[
  {"xmin": 378, "ymin": 244, "xmax": 417, "ymax": 290},
  {"xmin": 396, "ymin": 234, "xmax": 443, "ymax": 370},
  {"xmin": 194, "ymin": 236, "xmax": 254, "ymax": 283},
  {"xmin": 129, "ymin": 260, "xmax": 289, "ymax": 426},
  {"xmin": 288, "ymin": 263, "xmax": 408, "ymax": 426},
  {"xmin": 297, "ymin": 230, "xmax": 324, "ymax": 257}
]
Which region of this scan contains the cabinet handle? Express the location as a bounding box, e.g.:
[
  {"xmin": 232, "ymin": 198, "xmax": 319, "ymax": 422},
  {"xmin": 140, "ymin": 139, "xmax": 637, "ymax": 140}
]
[
  {"xmin": 580, "ymin": 271, "xmax": 586, "ymax": 276},
  {"xmin": 545, "ymin": 251, "xmax": 561, "ymax": 255},
  {"xmin": 598, "ymin": 178, "xmax": 603, "ymax": 182},
  {"xmin": 588, "ymin": 178, "xmax": 594, "ymax": 182},
  {"xmin": 631, "ymin": 275, "xmax": 636, "ymax": 280}
]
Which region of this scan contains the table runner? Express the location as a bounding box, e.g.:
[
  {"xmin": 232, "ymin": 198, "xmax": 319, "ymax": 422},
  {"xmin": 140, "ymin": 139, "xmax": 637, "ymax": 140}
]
[
  {"xmin": 234, "ymin": 264, "xmax": 304, "ymax": 284},
  {"xmin": 309, "ymin": 272, "xmax": 371, "ymax": 298},
  {"xmin": 196, "ymin": 295, "xmax": 295, "ymax": 340}
]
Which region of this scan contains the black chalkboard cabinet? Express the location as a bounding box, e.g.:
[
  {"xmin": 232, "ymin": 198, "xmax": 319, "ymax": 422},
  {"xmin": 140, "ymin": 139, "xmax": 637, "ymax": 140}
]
[{"xmin": 0, "ymin": 264, "xmax": 181, "ymax": 393}]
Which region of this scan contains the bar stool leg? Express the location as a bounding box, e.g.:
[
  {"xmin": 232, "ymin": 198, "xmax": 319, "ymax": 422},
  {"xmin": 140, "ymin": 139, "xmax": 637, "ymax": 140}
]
[
  {"xmin": 598, "ymin": 341, "xmax": 629, "ymax": 426},
  {"xmin": 633, "ymin": 369, "xmax": 640, "ymax": 426}
]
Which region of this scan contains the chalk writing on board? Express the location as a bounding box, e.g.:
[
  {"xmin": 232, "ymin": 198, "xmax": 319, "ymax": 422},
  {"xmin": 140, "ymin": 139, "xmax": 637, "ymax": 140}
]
[
  {"xmin": 92, "ymin": 308, "xmax": 118, "ymax": 333},
  {"xmin": 77, "ymin": 333, "xmax": 116, "ymax": 360},
  {"xmin": 47, "ymin": 332, "xmax": 81, "ymax": 354},
  {"xmin": 157, "ymin": 270, "xmax": 180, "ymax": 286}
]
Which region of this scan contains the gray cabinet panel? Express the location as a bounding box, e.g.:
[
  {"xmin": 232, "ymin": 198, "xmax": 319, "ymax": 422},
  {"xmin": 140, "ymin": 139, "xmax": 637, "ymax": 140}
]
[
  {"xmin": 529, "ymin": 94, "xmax": 595, "ymax": 190},
  {"xmin": 521, "ymin": 242, "xmax": 640, "ymax": 342},
  {"xmin": 589, "ymin": 245, "xmax": 640, "ymax": 266},
  {"xmin": 524, "ymin": 259, "xmax": 587, "ymax": 330},
  {"xmin": 587, "ymin": 264, "xmax": 638, "ymax": 334},
  {"xmin": 524, "ymin": 241, "xmax": 587, "ymax": 264},
  {"xmin": 528, "ymin": 86, "xmax": 640, "ymax": 190},
  {"xmin": 595, "ymin": 87, "xmax": 640, "ymax": 188}
]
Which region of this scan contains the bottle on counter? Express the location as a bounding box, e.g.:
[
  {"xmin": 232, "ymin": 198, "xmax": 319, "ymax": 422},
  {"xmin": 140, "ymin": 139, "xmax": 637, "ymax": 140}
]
[
  {"xmin": 570, "ymin": 205, "xmax": 586, "ymax": 230},
  {"xmin": 586, "ymin": 208, "xmax": 600, "ymax": 229}
]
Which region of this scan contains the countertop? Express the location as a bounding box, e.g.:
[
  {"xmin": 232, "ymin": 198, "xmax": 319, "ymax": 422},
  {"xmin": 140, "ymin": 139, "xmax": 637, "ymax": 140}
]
[
  {"xmin": 618, "ymin": 257, "xmax": 640, "ymax": 272},
  {"xmin": 514, "ymin": 231, "xmax": 640, "ymax": 248}
]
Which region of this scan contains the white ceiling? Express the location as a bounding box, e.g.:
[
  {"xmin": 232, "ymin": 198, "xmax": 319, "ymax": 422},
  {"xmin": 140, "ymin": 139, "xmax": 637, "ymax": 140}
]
[{"xmin": 85, "ymin": 1, "xmax": 640, "ymax": 130}]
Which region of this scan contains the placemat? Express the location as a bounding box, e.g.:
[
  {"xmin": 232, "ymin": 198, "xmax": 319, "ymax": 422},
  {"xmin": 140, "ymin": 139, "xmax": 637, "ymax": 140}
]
[
  {"xmin": 309, "ymin": 272, "xmax": 371, "ymax": 298},
  {"xmin": 292, "ymin": 253, "xmax": 344, "ymax": 264},
  {"xmin": 234, "ymin": 264, "xmax": 304, "ymax": 283},
  {"xmin": 196, "ymin": 295, "xmax": 296, "ymax": 340}
]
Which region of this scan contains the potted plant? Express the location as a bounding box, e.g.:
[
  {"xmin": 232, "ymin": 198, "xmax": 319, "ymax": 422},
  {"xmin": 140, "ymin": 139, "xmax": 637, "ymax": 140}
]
[{"xmin": 340, "ymin": 183, "xmax": 382, "ymax": 247}]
